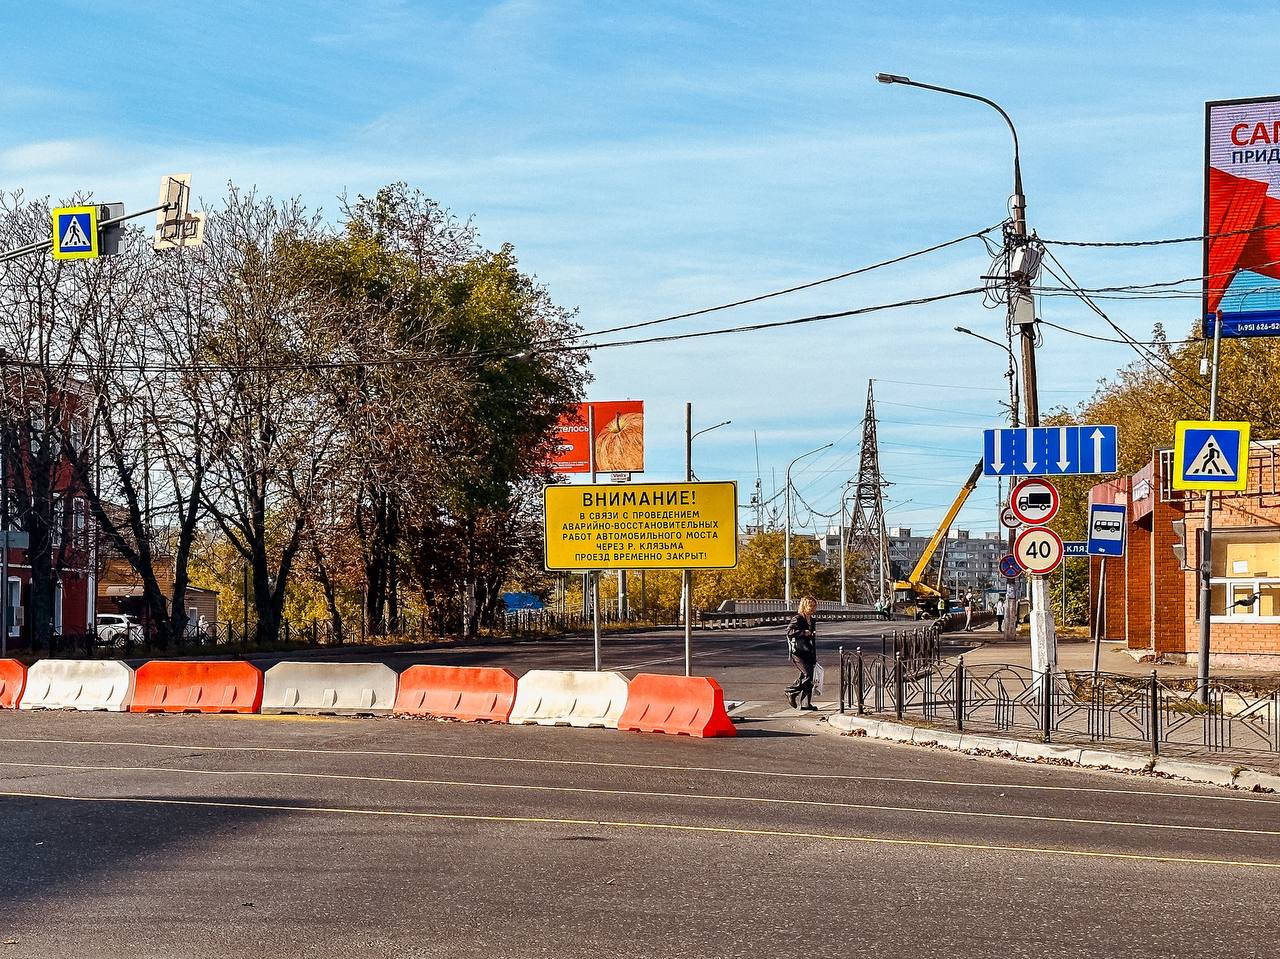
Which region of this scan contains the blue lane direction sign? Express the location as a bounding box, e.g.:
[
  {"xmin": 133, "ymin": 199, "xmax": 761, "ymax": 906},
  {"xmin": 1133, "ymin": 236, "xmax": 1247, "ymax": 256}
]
[
  {"xmin": 1063, "ymin": 541, "xmax": 1088, "ymax": 557},
  {"xmin": 1087, "ymin": 503, "xmax": 1127, "ymax": 557},
  {"xmin": 983, "ymin": 425, "xmax": 1118, "ymax": 477}
]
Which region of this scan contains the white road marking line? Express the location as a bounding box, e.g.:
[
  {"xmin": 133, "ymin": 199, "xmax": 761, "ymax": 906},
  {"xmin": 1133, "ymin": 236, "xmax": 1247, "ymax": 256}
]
[
  {"xmin": 0, "ymin": 735, "xmax": 1272, "ymax": 805},
  {"xmin": 5, "ymin": 758, "xmax": 1280, "ymax": 839}
]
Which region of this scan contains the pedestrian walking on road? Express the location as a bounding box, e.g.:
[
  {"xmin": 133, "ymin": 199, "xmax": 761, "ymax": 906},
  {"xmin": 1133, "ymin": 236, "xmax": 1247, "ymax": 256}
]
[
  {"xmin": 962, "ymin": 592, "xmax": 973, "ymax": 632},
  {"xmin": 784, "ymin": 595, "xmax": 819, "ymax": 711},
  {"xmin": 995, "ymin": 597, "xmax": 1006, "ymax": 633}
]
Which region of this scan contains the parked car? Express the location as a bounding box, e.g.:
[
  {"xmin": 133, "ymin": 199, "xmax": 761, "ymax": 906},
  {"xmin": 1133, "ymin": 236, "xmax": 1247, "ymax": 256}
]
[{"xmin": 95, "ymin": 613, "xmax": 143, "ymax": 648}]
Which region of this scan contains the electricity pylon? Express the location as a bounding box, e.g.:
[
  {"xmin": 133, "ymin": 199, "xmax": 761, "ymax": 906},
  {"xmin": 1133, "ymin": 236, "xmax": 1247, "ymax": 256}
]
[{"xmin": 846, "ymin": 381, "xmax": 891, "ymax": 605}]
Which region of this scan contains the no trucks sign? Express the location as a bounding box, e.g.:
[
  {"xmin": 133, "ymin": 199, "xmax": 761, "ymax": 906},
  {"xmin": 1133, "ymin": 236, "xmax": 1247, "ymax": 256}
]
[{"xmin": 543, "ymin": 481, "xmax": 738, "ymax": 570}]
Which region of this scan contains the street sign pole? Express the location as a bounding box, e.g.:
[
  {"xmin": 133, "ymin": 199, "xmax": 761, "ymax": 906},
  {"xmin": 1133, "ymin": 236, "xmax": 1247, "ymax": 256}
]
[
  {"xmin": 1197, "ymin": 312, "xmax": 1224, "ymax": 703},
  {"xmin": 589, "ymin": 404, "xmax": 600, "ymax": 672}
]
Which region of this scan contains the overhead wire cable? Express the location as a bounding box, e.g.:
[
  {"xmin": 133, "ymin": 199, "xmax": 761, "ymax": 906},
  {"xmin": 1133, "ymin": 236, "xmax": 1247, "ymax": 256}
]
[{"xmin": 574, "ymin": 223, "xmax": 1004, "ymax": 340}]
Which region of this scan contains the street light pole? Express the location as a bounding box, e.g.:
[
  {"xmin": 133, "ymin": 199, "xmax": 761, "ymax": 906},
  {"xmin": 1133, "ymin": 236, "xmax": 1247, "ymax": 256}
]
[
  {"xmin": 784, "ymin": 443, "xmax": 833, "ymax": 607},
  {"xmin": 956, "ymin": 324, "xmax": 1021, "ymax": 643},
  {"xmin": 880, "ymin": 72, "xmax": 1054, "ymax": 671},
  {"xmin": 838, "ymin": 478, "xmax": 855, "ymax": 606},
  {"xmin": 684, "ymin": 404, "xmax": 731, "ymax": 676}
]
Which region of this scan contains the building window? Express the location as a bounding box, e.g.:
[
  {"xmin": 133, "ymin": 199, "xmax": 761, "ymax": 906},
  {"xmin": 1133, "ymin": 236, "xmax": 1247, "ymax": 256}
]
[{"xmin": 1204, "ymin": 526, "xmax": 1280, "ymax": 622}]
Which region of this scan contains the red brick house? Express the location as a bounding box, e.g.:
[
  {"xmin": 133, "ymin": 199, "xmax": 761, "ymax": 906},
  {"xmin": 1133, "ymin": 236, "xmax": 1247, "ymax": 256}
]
[{"xmin": 1090, "ymin": 440, "xmax": 1280, "ymax": 668}]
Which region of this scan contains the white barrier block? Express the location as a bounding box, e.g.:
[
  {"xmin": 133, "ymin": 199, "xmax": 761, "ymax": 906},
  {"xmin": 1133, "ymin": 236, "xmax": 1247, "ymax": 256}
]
[
  {"xmin": 261, "ymin": 662, "xmax": 397, "ymax": 715},
  {"xmin": 508, "ymin": 670, "xmax": 630, "ymax": 729},
  {"xmin": 19, "ymin": 660, "xmax": 135, "ymax": 712}
]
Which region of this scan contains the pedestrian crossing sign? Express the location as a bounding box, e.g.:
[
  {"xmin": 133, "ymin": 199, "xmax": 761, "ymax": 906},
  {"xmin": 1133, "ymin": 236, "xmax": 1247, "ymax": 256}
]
[
  {"xmin": 51, "ymin": 206, "xmax": 98, "ymax": 260},
  {"xmin": 1173, "ymin": 420, "xmax": 1250, "ymax": 491}
]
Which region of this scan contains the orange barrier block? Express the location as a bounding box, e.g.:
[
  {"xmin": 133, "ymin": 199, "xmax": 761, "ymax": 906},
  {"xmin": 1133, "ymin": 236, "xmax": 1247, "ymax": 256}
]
[
  {"xmin": 393, "ymin": 665, "xmax": 517, "ymax": 722},
  {"xmin": 0, "ymin": 659, "xmax": 25, "ymax": 709},
  {"xmin": 130, "ymin": 660, "xmax": 263, "ymax": 714},
  {"xmin": 618, "ymin": 673, "xmax": 737, "ymax": 738}
]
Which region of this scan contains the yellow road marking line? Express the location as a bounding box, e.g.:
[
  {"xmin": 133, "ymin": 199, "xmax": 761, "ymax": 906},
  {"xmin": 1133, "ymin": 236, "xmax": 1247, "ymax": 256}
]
[
  {"xmin": 1, "ymin": 788, "xmax": 1276, "ymax": 871},
  {"xmin": 0, "ymin": 734, "xmax": 1271, "ymax": 805},
  {"xmin": 3, "ymin": 759, "xmax": 1277, "ymax": 839}
]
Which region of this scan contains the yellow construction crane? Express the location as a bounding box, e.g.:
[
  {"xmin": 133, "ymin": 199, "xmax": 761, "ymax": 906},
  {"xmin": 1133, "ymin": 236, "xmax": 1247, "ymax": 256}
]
[{"xmin": 893, "ymin": 460, "xmax": 984, "ymax": 612}]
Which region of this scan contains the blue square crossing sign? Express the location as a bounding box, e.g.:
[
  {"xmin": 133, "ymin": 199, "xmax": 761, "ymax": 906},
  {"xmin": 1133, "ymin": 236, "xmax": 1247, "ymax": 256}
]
[
  {"xmin": 51, "ymin": 206, "xmax": 99, "ymax": 260},
  {"xmin": 1173, "ymin": 420, "xmax": 1250, "ymax": 491}
]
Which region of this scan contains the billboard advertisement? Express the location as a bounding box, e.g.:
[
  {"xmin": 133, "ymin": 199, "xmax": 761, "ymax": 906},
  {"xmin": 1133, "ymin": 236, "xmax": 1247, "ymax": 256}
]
[
  {"xmin": 1205, "ymin": 97, "xmax": 1280, "ymax": 336},
  {"xmin": 551, "ymin": 401, "xmax": 644, "ymax": 474}
]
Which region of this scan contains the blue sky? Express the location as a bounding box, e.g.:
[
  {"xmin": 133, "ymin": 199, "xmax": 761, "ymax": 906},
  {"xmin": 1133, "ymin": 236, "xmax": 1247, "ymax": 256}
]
[{"xmin": 1, "ymin": 1, "xmax": 1273, "ymax": 536}]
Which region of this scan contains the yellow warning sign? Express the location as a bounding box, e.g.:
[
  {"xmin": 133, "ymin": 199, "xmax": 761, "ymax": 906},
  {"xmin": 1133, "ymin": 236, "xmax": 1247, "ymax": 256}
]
[{"xmin": 543, "ymin": 481, "xmax": 738, "ymax": 570}]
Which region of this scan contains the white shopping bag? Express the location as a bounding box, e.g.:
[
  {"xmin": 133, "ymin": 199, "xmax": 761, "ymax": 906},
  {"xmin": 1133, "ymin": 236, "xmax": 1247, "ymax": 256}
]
[{"xmin": 812, "ymin": 663, "xmax": 825, "ymax": 697}]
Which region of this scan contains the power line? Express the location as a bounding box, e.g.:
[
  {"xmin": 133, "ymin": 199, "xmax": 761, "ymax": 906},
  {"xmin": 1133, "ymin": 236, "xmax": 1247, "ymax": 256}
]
[
  {"xmin": 0, "ymin": 287, "xmax": 987, "ymax": 377},
  {"xmin": 1037, "ymin": 319, "xmax": 1196, "ymax": 347},
  {"xmin": 1039, "ymin": 249, "xmax": 1268, "ymax": 424},
  {"xmin": 1041, "ymin": 219, "xmax": 1280, "ymax": 249},
  {"xmin": 574, "ymin": 224, "xmax": 1002, "ymax": 341}
]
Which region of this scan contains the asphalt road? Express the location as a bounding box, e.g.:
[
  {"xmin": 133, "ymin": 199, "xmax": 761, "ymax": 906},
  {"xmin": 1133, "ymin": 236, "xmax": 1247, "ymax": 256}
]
[{"xmin": 3, "ymin": 623, "xmax": 1279, "ymax": 958}]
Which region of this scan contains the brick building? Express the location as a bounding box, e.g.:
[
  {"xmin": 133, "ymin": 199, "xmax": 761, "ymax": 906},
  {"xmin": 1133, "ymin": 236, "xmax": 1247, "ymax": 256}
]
[{"xmin": 1090, "ymin": 440, "xmax": 1280, "ymax": 668}]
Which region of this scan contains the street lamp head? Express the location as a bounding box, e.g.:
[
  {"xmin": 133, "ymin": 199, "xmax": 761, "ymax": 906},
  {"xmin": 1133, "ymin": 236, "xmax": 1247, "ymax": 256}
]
[
  {"xmin": 875, "ymin": 73, "xmax": 910, "ymax": 85},
  {"xmin": 954, "ymin": 325, "xmax": 971, "ymax": 335}
]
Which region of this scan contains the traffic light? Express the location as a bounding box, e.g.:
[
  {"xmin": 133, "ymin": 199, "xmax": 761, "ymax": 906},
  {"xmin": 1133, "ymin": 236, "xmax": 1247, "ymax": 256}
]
[
  {"xmin": 1171, "ymin": 519, "xmax": 1192, "ymax": 571},
  {"xmin": 98, "ymin": 202, "xmax": 124, "ymax": 256}
]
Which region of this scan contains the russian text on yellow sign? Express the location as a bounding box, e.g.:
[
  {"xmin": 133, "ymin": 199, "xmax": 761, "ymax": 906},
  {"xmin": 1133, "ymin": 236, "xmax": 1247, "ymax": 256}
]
[
  {"xmin": 544, "ymin": 481, "xmax": 738, "ymax": 571},
  {"xmin": 51, "ymin": 206, "xmax": 99, "ymax": 261},
  {"xmin": 1172, "ymin": 420, "xmax": 1250, "ymax": 492}
]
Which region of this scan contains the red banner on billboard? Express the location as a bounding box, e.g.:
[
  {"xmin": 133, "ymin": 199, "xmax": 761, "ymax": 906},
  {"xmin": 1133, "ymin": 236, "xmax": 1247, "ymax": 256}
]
[
  {"xmin": 1205, "ymin": 97, "xmax": 1280, "ymax": 334},
  {"xmin": 552, "ymin": 401, "xmax": 644, "ymax": 473}
]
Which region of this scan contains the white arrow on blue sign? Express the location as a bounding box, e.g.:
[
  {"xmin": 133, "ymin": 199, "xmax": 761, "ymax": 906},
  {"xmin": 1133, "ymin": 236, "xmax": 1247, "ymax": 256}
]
[
  {"xmin": 1087, "ymin": 503, "xmax": 1127, "ymax": 557},
  {"xmin": 983, "ymin": 425, "xmax": 1118, "ymax": 477}
]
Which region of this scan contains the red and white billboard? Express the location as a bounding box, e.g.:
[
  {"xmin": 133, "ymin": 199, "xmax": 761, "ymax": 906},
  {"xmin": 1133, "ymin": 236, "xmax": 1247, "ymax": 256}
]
[
  {"xmin": 551, "ymin": 401, "xmax": 644, "ymax": 474},
  {"xmin": 1205, "ymin": 97, "xmax": 1280, "ymax": 335}
]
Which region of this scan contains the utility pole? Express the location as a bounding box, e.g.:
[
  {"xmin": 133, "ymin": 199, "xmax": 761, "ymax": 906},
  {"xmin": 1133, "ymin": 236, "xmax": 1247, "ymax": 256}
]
[{"xmin": 1005, "ymin": 119, "xmax": 1057, "ymax": 676}]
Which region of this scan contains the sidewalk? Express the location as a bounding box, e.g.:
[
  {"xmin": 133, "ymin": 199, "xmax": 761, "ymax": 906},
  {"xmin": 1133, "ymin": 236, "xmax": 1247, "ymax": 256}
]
[
  {"xmin": 948, "ymin": 628, "xmax": 1280, "ymax": 685},
  {"xmin": 827, "ymin": 711, "xmax": 1280, "ymax": 791}
]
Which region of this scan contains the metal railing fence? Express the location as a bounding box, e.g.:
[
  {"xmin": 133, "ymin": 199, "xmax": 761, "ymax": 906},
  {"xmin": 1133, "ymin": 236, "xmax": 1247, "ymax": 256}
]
[{"xmin": 838, "ymin": 650, "xmax": 1280, "ymax": 755}]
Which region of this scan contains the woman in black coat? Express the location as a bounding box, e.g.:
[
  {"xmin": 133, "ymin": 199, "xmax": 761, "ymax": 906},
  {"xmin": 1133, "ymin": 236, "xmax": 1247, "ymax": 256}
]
[{"xmin": 784, "ymin": 595, "xmax": 818, "ymax": 710}]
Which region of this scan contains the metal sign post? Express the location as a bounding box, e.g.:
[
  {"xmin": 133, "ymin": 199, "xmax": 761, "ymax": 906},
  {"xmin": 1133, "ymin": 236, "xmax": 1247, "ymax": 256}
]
[
  {"xmin": 1198, "ymin": 314, "xmax": 1223, "ymax": 703},
  {"xmin": 589, "ymin": 404, "xmax": 600, "ymax": 672}
]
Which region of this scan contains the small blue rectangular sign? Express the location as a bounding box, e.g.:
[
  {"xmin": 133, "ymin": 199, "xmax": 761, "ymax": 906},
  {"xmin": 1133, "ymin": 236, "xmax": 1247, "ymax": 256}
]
[
  {"xmin": 1063, "ymin": 541, "xmax": 1088, "ymax": 557},
  {"xmin": 1087, "ymin": 503, "xmax": 1127, "ymax": 557}
]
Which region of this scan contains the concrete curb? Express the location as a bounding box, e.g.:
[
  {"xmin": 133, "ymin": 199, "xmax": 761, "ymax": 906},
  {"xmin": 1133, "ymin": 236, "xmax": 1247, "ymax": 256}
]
[{"xmin": 828, "ymin": 712, "xmax": 1280, "ymax": 792}]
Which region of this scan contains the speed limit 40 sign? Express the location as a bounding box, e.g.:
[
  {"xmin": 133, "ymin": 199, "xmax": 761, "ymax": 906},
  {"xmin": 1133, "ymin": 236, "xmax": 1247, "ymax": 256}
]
[{"xmin": 1014, "ymin": 526, "xmax": 1064, "ymax": 575}]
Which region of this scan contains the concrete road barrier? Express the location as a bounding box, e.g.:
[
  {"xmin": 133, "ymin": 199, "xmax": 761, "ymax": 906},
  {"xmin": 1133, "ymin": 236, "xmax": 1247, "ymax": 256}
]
[
  {"xmin": 19, "ymin": 660, "xmax": 135, "ymax": 712},
  {"xmin": 617, "ymin": 673, "xmax": 736, "ymax": 737},
  {"xmin": 0, "ymin": 658, "xmax": 26, "ymax": 708},
  {"xmin": 131, "ymin": 660, "xmax": 264, "ymax": 714},
  {"xmin": 508, "ymin": 670, "xmax": 630, "ymax": 728},
  {"xmin": 393, "ymin": 665, "xmax": 517, "ymax": 722},
  {"xmin": 262, "ymin": 661, "xmax": 397, "ymax": 715}
]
